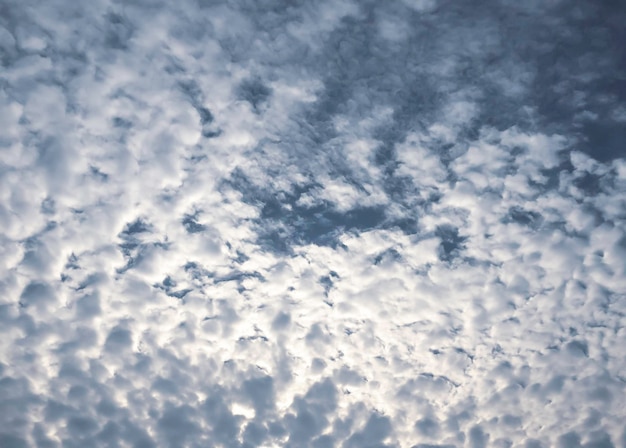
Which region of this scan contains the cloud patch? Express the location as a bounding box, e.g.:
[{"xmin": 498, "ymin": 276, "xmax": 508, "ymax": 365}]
[{"xmin": 0, "ymin": 0, "xmax": 625, "ymax": 447}]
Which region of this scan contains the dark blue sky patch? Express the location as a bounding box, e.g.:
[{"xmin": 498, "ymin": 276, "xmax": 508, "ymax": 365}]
[
  {"xmin": 577, "ymin": 120, "xmax": 626, "ymax": 163},
  {"xmin": 318, "ymin": 271, "xmax": 339, "ymax": 297},
  {"xmin": 503, "ymin": 206, "xmax": 543, "ymax": 229},
  {"xmin": 572, "ymin": 171, "xmax": 603, "ymax": 196},
  {"xmin": 196, "ymin": 106, "xmax": 214, "ymax": 125},
  {"xmin": 88, "ymin": 165, "xmax": 109, "ymax": 182},
  {"xmin": 40, "ymin": 197, "xmax": 56, "ymax": 215},
  {"xmin": 115, "ymin": 219, "xmax": 160, "ymax": 272},
  {"xmin": 435, "ymin": 225, "xmax": 467, "ymax": 262},
  {"xmin": 372, "ymin": 141, "xmax": 399, "ymax": 175},
  {"xmin": 524, "ymin": 2, "xmax": 626, "ymax": 162},
  {"xmin": 287, "ymin": 205, "xmax": 386, "ymax": 247},
  {"xmin": 177, "ymin": 79, "xmax": 220, "ymax": 136},
  {"xmin": 112, "ymin": 116, "xmax": 133, "ymax": 129},
  {"xmin": 182, "ymin": 213, "xmax": 206, "ymax": 233},
  {"xmin": 237, "ymin": 77, "xmax": 272, "ymax": 112},
  {"xmin": 214, "ymin": 270, "xmax": 265, "ymax": 287},
  {"xmin": 373, "ymin": 248, "xmax": 402, "ymax": 265},
  {"xmin": 183, "ymin": 261, "xmax": 212, "ymax": 281},
  {"xmin": 256, "ymin": 228, "xmax": 293, "ymax": 255},
  {"xmin": 167, "ymin": 288, "xmax": 192, "ymax": 300},
  {"xmin": 389, "ymin": 216, "xmax": 419, "ymax": 235},
  {"xmin": 225, "ymin": 170, "xmax": 387, "ymax": 250},
  {"xmin": 120, "ymin": 218, "xmax": 151, "ymax": 237}
]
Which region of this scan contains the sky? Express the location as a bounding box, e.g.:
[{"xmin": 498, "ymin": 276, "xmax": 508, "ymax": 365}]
[{"xmin": 1, "ymin": 0, "xmax": 626, "ymax": 447}]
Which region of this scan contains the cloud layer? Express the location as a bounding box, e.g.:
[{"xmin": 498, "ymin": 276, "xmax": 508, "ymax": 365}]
[{"xmin": 1, "ymin": 0, "xmax": 625, "ymax": 446}]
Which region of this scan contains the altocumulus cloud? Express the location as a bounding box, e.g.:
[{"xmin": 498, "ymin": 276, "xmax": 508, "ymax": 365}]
[{"xmin": 1, "ymin": 0, "xmax": 625, "ymax": 447}]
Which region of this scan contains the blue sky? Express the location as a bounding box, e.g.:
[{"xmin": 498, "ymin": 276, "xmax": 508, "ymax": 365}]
[{"xmin": 1, "ymin": 0, "xmax": 625, "ymax": 447}]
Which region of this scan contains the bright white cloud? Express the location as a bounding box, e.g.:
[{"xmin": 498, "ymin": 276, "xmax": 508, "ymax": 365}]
[{"xmin": 1, "ymin": 0, "xmax": 625, "ymax": 447}]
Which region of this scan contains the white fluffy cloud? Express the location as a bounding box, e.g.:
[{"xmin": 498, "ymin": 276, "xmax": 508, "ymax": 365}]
[{"xmin": 1, "ymin": 0, "xmax": 625, "ymax": 447}]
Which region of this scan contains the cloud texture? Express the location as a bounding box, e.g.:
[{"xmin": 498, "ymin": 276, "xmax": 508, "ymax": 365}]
[{"xmin": 1, "ymin": 0, "xmax": 625, "ymax": 446}]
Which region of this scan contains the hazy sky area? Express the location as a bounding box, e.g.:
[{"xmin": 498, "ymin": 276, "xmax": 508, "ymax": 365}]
[{"xmin": 1, "ymin": 0, "xmax": 626, "ymax": 447}]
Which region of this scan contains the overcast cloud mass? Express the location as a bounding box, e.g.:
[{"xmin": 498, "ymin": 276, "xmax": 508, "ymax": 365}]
[{"xmin": 1, "ymin": 0, "xmax": 626, "ymax": 446}]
